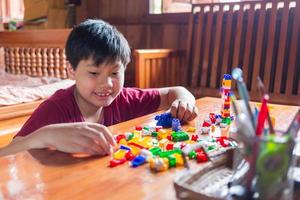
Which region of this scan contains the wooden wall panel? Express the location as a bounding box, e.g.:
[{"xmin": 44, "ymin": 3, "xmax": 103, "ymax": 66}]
[
  {"xmin": 76, "ymin": 0, "xmax": 189, "ymax": 86},
  {"xmin": 110, "ymin": 0, "xmax": 126, "ymax": 19},
  {"xmin": 126, "ymin": 25, "xmax": 147, "ymax": 49},
  {"xmin": 150, "ymin": 25, "xmax": 164, "ymax": 48},
  {"xmin": 98, "ymin": 0, "xmax": 110, "ymax": 19},
  {"xmin": 126, "ymin": 0, "xmax": 149, "ymax": 19},
  {"xmin": 178, "ymin": 24, "xmax": 188, "ymax": 50},
  {"xmin": 86, "ymin": 0, "xmax": 99, "ymax": 18},
  {"xmin": 162, "ymin": 24, "xmax": 180, "ymax": 48}
]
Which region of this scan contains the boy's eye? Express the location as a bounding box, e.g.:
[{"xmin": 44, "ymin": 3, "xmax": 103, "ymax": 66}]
[
  {"xmin": 112, "ymin": 71, "xmax": 120, "ymax": 76},
  {"xmin": 89, "ymin": 72, "xmax": 98, "ymax": 76}
]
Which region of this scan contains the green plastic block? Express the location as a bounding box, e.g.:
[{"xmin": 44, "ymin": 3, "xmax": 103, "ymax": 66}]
[
  {"xmin": 167, "ymin": 155, "xmax": 176, "ymax": 168},
  {"xmin": 188, "ymin": 150, "xmax": 197, "ymax": 159},
  {"xmin": 143, "ymin": 126, "xmax": 150, "ymax": 131},
  {"xmin": 172, "ymin": 131, "xmax": 189, "ymax": 142},
  {"xmin": 127, "ymin": 133, "xmax": 134, "ymax": 140},
  {"xmin": 207, "ymin": 145, "xmax": 217, "ymax": 151},
  {"xmin": 151, "ymin": 131, "xmax": 158, "ymax": 137},
  {"xmin": 158, "ymin": 149, "xmax": 182, "ymax": 158},
  {"xmin": 149, "ymin": 147, "xmax": 161, "ymax": 155}
]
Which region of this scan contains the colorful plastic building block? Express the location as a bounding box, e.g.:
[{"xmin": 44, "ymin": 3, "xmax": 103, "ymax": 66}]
[
  {"xmin": 125, "ymin": 151, "xmax": 135, "ymax": 161},
  {"xmin": 220, "ymin": 74, "xmax": 232, "ymax": 119},
  {"xmin": 155, "ymin": 112, "xmax": 173, "ymax": 128},
  {"xmin": 113, "ymin": 149, "xmax": 128, "ymax": 160},
  {"xmin": 109, "ymin": 158, "xmax": 126, "ymax": 167},
  {"xmin": 149, "ymin": 157, "xmax": 169, "ymax": 172},
  {"xmin": 172, "ymin": 118, "xmax": 181, "ymax": 132},
  {"xmin": 172, "ymin": 131, "xmax": 189, "ymax": 142},
  {"xmin": 116, "ymin": 134, "xmax": 126, "ymax": 143},
  {"xmin": 131, "ymin": 155, "xmax": 147, "ymax": 167},
  {"xmin": 191, "ymin": 134, "xmax": 199, "ymax": 141},
  {"xmin": 186, "ymin": 126, "xmax": 196, "ymax": 132},
  {"xmin": 149, "ymin": 147, "xmax": 162, "ymax": 156}
]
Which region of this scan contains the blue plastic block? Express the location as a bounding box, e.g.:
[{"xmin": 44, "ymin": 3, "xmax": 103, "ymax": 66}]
[
  {"xmin": 131, "ymin": 155, "xmax": 146, "ymax": 167},
  {"xmin": 120, "ymin": 145, "xmax": 131, "ymax": 151},
  {"xmin": 172, "ymin": 118, "xmax": 181, "ymax": 132},
  {"xmin": 155, "ymin": 112, "xmax": 173, "ymax": 128},
  {"xmin": 223, "ymin": 74, "xmax": 232, "ymax": 80}
]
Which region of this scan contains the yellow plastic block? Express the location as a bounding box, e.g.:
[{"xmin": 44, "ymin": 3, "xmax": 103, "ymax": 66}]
[
  {"xmin": 185, "ymin": 140, "xmax": 197, "ymax": 144},
  {"xmin": 186, "ymin": 127, "xmax": 196, "ymax": 132},
  {"xmin": 149, "ymin": 157, "xmax": 169, "ymax": 172},
  {"xmin": 222, "ymin": 79, "xmax": 231, "ymax": 88},
  {"xmin": 129, "ymin": 145, "xmax": 141, "ymax": 155},
  {"xmin": 173, "ymin": 153, "xmax": 184, "ymax": 166},
  {"xmin": 128, "ymin": 137, "xmax": 153, "ymax": 149},
  {"xmin": 132, "ymin": 130, "xmax": 142, "ymax": 138},
  {"xmin": 158, "ymin": 129, "xmax": 169, "ymax": 140},
  {"xmin": 113, "ymin": 149, "xmax": 128, "ymax": 160},
  {"xmin": 159, "ymin": 138, "xmax": 169, "ymax": 149},
  {"xmin": 119, "ymin": 138, "xmax": 127, "ymax": 146}
]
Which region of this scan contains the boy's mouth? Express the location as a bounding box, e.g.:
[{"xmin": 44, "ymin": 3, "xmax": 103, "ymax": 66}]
[
  {"xmin": 93, "ymin": 91, "xmax": 113, "ymax": 101},
  {"xmin": 94, "ymin": 92, "xmax": 111, "ymax": 97}
]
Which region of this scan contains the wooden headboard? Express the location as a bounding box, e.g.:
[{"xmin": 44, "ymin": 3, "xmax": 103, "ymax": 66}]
[
  {"xmin": 0, "ymin": 29, "xmax": 71, "ymax": 122},
  {"xmin": 0, "ymin": 29, "xmax": 71, "ymax": 78}
]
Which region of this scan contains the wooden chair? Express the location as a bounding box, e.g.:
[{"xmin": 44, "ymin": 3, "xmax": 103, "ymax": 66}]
[{"xmin": 134, "ymin": 0, "xmax": 300, "ymax": 105}]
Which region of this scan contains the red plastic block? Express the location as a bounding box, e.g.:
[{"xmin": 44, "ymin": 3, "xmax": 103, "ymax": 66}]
[
  {"xmin": 196, "ymin": 152, "xmax": 208, "ymax": 163},
  {"xmin": 166, "ymin": 143, "xmax": 174, "ymax": 150},
  {"xmin": 167, "ymin": 135, "xmax": 173, "ymax": 141},
  {"xmin": 109, "ymin": 158, "xmax": 126, "ymax": 167},
  {"xmin": 155, "ymin": 126, "xmax": 163, "ymax": 132},
  {"xmin": 202, "ymin": 121, "xmax": 211, "ymax": 127},
  {"xmin": 115, "ymin": 134, "xmax": 126, "ymax": 143},
  {"xmin": 125, "ymin": 151, "xmax": 135, "ymax": 161},
  {"xmin": 191, "ymin": 134, "xmax": 199, "ymax": 141}
]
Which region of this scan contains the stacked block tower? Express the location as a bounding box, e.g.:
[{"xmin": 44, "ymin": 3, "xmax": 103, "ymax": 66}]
[{"xmin": 220, "ymin": 74, "xmax": 232, "ymax": 120}]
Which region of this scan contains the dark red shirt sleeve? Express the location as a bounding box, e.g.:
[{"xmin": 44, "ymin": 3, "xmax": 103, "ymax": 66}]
[{"xmin": 15, "ymin": 100, "xmax": 63, "ymax": 137}]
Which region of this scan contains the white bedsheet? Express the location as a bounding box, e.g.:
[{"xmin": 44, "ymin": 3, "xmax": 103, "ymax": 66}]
[{"xmin": 0, "ymin": 70, "xmax": 75, "ymax": 106}]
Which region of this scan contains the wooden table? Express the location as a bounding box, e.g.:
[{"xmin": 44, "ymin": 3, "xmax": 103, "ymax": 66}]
[{"xmin": 0, "ymin": 97, "xmax": 299, "ymax": 200}]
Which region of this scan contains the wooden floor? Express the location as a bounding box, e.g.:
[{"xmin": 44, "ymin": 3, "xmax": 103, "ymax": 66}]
[{"xmin": 0, "ymin": 115, "xmax": 29, "ymax": 147}]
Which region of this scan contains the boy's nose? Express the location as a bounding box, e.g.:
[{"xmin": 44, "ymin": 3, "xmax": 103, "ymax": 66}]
[{"xmin": 97, "ymin": 76, "xmax": 113, "ymax": 88}]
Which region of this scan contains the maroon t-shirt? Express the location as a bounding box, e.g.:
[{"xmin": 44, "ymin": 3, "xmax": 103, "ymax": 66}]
[{"xmin": 16, "ymin": 85, "xmax": 160, "ymax": 137}]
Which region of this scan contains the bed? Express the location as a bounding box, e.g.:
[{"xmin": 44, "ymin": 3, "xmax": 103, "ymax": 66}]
[{"xmin": 0, "ymin": 29, "xmax": 74, "ymax": 121}]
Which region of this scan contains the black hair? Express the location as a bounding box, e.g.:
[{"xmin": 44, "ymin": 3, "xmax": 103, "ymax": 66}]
[{"xmin": 65, "ymin": 19, "xmax": 131, "ymax": 69}]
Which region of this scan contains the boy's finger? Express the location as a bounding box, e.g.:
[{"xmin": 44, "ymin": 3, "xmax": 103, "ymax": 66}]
[
  {"xmin": 89, "ymin": 124, "xmax": 117, "ymax": 146},
  {"xmin": 99, "ymin": 126, "xmax": 117, "ymax": 146},
  {"xmin": 182, "ymin": 104, "xmax": 193, "ymax": 122},
  {"xmin": 78, "ymin": 135, "xmax": 105, "ymax": 154},
  {"xmin": 187, "ymin": 107, "xmax": 198, "ymax": 121},
  {"xmin": 84, "ymin": 127, "xmax": 111, "ymax": 154},
  {"xmin": 177, "ymin": 102, "xmax": 187, "ymax": 121},
  {"xmin": 170, "ymin": 101, "xmax": 179, "ymax": 118}
]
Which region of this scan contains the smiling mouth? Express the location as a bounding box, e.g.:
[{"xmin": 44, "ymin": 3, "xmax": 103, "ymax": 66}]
[{"xmin": 93, "ymin": 92, "xmax": 112, "ymax": 99}]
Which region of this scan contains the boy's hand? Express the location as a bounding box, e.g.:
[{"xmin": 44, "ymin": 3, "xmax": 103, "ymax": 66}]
[
  {"xmin": 170, "ymin": 99, "xmax": 198, "ymax": 122},
  {"xmin": 29, "ymin": 122, "xmax": 117, "ymax": 156}
]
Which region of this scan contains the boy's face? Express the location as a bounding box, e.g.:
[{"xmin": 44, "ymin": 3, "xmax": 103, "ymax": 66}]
[{"xmin": 69, "ymin": 57, "xmax": 125, "ymax": 108}]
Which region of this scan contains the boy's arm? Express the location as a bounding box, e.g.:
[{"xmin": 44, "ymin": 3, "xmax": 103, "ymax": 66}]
[
  {"xmin": 0, "ymin": 136, "xmax": 31, "ymax": 157},
  {"xmin": 0, "ymin": 122, "xmax": 116, "ymax": 157},
  {"xmin": 157, "ymin": 86, "xmax": 198, "ymax": 122}
]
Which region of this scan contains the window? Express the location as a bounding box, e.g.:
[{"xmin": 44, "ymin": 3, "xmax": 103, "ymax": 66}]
[
  {"xmin": 0, "ymin": 0, "xmax": 24, "ymax": 23},
  {"xmin": 149, "ymin": 0, "xmax": 257, "ymax": 14}
]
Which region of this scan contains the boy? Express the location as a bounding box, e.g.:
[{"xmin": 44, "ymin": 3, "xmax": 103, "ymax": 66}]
[{"xmin": 0, "ymin": 19, "xmax": 198, "ymax": 157}]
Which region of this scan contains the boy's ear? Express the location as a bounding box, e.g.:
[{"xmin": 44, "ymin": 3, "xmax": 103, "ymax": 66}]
[{"xmin": 67, "ymin": 62, "xmax": 75, "ymax": 80}]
